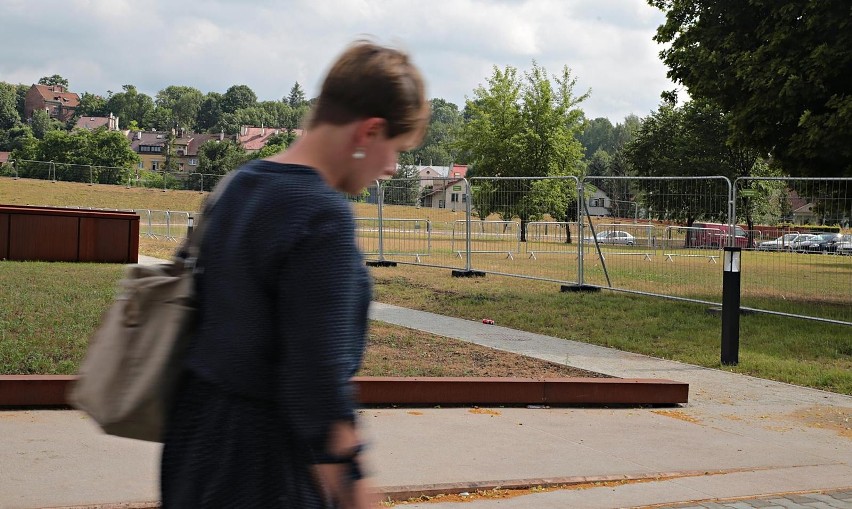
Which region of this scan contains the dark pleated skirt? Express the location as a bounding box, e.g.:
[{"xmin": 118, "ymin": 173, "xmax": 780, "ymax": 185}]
[{"xmin": 161, "ymin": 371, "xmax": 326, "ymax": 508}]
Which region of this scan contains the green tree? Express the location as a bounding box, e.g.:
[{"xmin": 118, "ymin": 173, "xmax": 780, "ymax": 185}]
[
  {"xmin": 16, "ymin": 128, "xmax": 137, "ymax": 183},
  {"xmin": 0, "ymin": 125, "xmax": 35, "ymax": 153},
  {"xmin": 38, "ymin": 74, "xmax": 69, "ymax": 89},
  {"xmin": 75, "ymin": 92, "xmax": 108, "ymax": 118},
  {"xmin": 105, "ymin": 85, "xmax": 155, "ymax": 129},
  {"xmin": 221, "ymin": 85, "xmax": 257, "ymax": 114},
  {"xmin": 156, "ymin": 86, "xmax": 204, "ymax": 130},
  {"xmin": 287, "ymin": 82, "xmax": 307, "ymax": 108},
  {"xmin": 258, "ymin": 100, "xmax": 293, "ymax": 127},
  {"xmin": 197, "ymin": 139, "xmax": 246, "ymax": 178},
  {"xmin": 383, "ymin": 153, "xmax": 420, "ymax": 206},
  {"xmin": 650, "ymin": 0, "xmax": 852, "ymax": 177},
  {"xmin": 31, "ymin": 109, "xmax": 64, "ymax": 139},
  {"xmin": 197, "ymin": 92, "xmax": 223, "ymax": 132},
  {"xmin": 577, "ymin": 117, "xmax": 614, "ymax": 159},
  {"xmin": 457, "ymin": 62, "xmax": 588, "ymax": 241},
  {"xmin": 626, "ymin": 99, "xmax": 766, "ymax": 236},
  {"xmin": 0, "ymin": 82, "xmax": 21, "ymax": 129},
  {"xmin": 586, "ymin": 148, "xmax": 611, "ymax": 177},
  {"xmin": 408, "ymin": 98, "xmax": 463, "ymax": 166},
  {"xmin": 145, "ymin": 107, "xmax": 175, "ymax": 131}
]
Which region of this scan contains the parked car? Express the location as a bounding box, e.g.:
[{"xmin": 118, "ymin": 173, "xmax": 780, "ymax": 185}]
[
  {"xmin": 798, "ymin": 232, "xmax": 843, "ymax": 253},
  {"xmin": 689, "ymin": 222, "xmax": 752, "ymax": 248},
  {"xmin": 594, "ymin": 230, "xmax": 636, "ymax": 245},
  {"xmin": 837, "ymin": 234, "xmax": 852, "ymax": 255},
  {"xmin": 758, "ymin": 233, "xmax": 801, "ymax": 251},
  {"xmin": 789, "ymin": 234, "xmax": 818, "ymax": 252}
]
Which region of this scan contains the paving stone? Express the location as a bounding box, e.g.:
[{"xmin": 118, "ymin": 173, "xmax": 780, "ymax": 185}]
[{"xmin": 804, "ymin": 493, "xmax": 852, "ymax": 509}]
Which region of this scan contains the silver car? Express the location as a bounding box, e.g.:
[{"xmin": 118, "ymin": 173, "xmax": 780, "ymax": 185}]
[
  {"xmin": 833, "ymin": 234, "xmax": 852, "ymax": 255},
  {"xmin": 789, "ymin": 234, "xmax": 818, "ymax": 252},
  {"xmin": 758, "ymin": 233, "xmax": 801, "ymax": 251},
  {"xmin": 595, "ymin": 230, "xmax": 636, "ymax": 245}
]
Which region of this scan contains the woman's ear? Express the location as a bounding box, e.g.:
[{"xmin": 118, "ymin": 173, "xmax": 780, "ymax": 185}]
[{"xmin": 354, "ymin": 118, "xmax": 388, "ymax": 145}]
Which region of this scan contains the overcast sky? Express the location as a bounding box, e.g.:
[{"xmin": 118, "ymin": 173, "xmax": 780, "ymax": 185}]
[{"xmin": 0, "ymin": 0, "xmax": 677, "ymax": 123}]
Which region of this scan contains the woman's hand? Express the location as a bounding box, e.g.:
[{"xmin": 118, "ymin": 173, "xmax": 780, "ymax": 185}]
[{"xmin": 312, "ymin": 421, "xmax": 377, "ymax": 508}]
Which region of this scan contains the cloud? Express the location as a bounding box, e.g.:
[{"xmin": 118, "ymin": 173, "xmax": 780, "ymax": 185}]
[{"xmin": 0, "ymin": 0, "xmax": 676, "ymax": 122}]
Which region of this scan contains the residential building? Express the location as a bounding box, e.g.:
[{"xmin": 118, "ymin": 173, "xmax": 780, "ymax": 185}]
[
  {"xmin": 128, "ymin": 131, "xmax": 167, "ymax": 174},
  {"xmin": 74, "ymin": 113, "xmax": 120, "ymax": 131},
  {"xmin": 24, "ymin": 84, "xmax": 80, "ymax": 123},
  {"xmin": 586, "ymin": 188, "xmax": 613, "ymax": 216},
  {"xmin": 418, "ymin": 164, "xmax": 468, "ymax": 210},
  {"xmin": 237, "ymin": 125, "xmax": 302, "ymax": 152},
  {"xmin": 127, "ymin": 130, "xmax": 228, "ymax": 174}
]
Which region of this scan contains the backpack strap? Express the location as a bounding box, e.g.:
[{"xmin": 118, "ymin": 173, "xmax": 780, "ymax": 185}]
[{"xmin": 173, "ymin": 170, "xmax": 239, "ymax": 271}]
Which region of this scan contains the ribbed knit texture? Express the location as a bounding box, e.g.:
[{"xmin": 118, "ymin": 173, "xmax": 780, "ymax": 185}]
[{"xmin": 161, "ymin": 160, "xmax": 370, "ymax": 508}]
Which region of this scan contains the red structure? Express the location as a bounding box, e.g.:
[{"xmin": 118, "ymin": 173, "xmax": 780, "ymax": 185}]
[{"xmin": 0, "ymin": 205, "xmax": 139, "ymax": 263}]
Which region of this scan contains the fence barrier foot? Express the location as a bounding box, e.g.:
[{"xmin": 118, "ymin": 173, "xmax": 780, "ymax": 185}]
[
  {"xmin": 366, "ymin": 260, "xmax": 397, "ymax": 267},
  {"xmin": 451, "ymin": 270, "xmax": 486, "ymax": 278},
  {"xmin": 560, "ymin": 285, "xmax": 600, "ymax": 293}
]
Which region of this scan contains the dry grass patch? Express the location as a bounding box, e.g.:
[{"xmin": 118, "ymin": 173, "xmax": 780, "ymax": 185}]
[{"xmin": 361, "ymin": 322, "xmax": 606, "ymax": 378}]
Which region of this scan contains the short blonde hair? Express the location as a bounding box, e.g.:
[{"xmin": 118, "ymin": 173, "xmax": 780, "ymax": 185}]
[{"xmin": 309, "ymin": 40, "xmax": 428, "ymax": 139}]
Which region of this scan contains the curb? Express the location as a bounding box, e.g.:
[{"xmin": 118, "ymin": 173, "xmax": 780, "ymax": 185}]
[
  {"xmin": 0, "ymin": 376, "xmax": 688, "ymax": 407},
  {"xmin": 376, "ymin": 467, "xmax": 841, "ymax": 503}
]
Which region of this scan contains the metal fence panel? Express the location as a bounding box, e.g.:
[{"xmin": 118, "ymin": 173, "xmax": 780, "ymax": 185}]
[
  {"xmin": 466, "ymin": 176, "xmax": 581, "ymax": 282},
  {"xmin": 580, "ymin": 176, "xmax": 732, "ymax": 303},
  {"xmin": 735, "ymin": 177, "xmax": 851, "ymax": 324},
  {"xmin": 352, "ymin": 178, "xmax": 469, "ymax": 270}
]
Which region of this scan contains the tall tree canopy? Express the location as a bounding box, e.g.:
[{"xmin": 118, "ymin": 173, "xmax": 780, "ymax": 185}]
[
  {"xmin": 221, "ymin": 85, "xmax": 258, "ymax": 114},
  {"xmin": 11, "ymin": 128, "xmax": 138, "ymax": 183},
  {"xmin": 0, "ymin": 83, "xmax": 20, "ymax": 129},
  {"xmin": 287, "ymin": 82, "xmax": 307, "ymax": 109},
  {"xmin": 155, "ymin": 85, "xmax": 204, "ymax": 130},
  {"xmin": 408, "ymin": 98, "xmax": 463, "ymax": 166},
  {"xmin": 457, "ymin": 62, "xmax": 588, "ymax": 240},
  {"xmin": 38, "ymin": 75, "xmax": 69, "ymax": 89},
  {"xmin": 197, "ymin": 92, "xmax": 223, "ymax": 132},
  {"xmin": 75, "ymin": 92, "xmax": 108, "ymax": 119},
  {"xmin": 626, "ymin": 99, "xmax": 768, "ymax": 229},
  {"xmin": 105, "ymin": 85, "xmax": 155, "ymax": 129},
  {"xmin": 650, "ymin": 0, "xmax": 852, "ymax": 177}
]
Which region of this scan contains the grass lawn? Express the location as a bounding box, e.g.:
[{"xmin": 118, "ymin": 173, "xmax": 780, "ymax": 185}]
[
  {"xmin": 2, "ymin": 177, "xmax": 850, "ymax": 393},
  {"xmin": 370, "ymin": 264, "xmax": 852, "ymax": 395},
  {"xmin": 0, "ymin": 260, "xmax": 597, "ymax": 379}
]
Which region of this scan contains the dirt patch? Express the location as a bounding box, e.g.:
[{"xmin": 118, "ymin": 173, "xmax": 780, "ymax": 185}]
[
  {"xmin": 651, "ymin": 409, "xmax": 702, "ymax": 424},
  {"xmin": 788, "ymin": 405, "xmax": 852, "ymax": 439},
  {"xmin": 360, "ymin": 321, "xmax": 609, "ymax": 379},
  {"xmin": 468, "ymin": 408, "xmax": 501, "ymax": 416}
]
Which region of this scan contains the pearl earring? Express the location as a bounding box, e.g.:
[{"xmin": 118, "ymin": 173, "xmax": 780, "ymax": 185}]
[{"xmin": 352, "ymin": 148, "xmax": 366, "ymax": 160}]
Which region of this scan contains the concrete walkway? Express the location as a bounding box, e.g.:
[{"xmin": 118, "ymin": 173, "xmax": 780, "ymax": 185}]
[
  {"xmin": 0, "ymin": 299, "xmax": 849, "ymax": 508},
  {"xmin": 367, "ymin": 303, "xmax": 852, "ymax": 508}
]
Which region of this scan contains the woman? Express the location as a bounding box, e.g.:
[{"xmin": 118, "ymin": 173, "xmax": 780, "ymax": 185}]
[{"xmin": 161, "ymin": 40, "xmax": 428, "ymax": 508}]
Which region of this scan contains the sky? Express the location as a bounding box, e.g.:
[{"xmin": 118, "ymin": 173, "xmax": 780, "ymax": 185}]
[{"xmin": 0, "ymin": 0, "xmax": 678, "ymax": 123}]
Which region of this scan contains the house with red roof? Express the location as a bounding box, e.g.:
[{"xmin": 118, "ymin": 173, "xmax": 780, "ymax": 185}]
[
  {"xmin": 74, "ymin": 113, "xmax": 120, "ymax": 131},
  {"xmin": 127, "ymin": 130, "xmax": 229, "ymax": 174},
  {"xmin": 237, "ymin": 125, "xmax": 302, "ymax": 152},
  {"xmin": 418, "ymin": 164, "xmax": 468, "ymax": 209},
  {"xmin": 24, "ymin": 84, "xmax": 80, "ymax": 123}
]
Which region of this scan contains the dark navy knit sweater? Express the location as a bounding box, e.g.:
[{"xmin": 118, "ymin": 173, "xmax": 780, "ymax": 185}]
[{"xmin": 161, "ymin": 160, "xmax": 370, "ymax": 507}]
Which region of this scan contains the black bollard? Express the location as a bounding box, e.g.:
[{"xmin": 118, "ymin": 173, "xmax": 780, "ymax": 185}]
[{"xmin": 721, "ymin": 247, "xmax": 742, "ymax": 365}]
